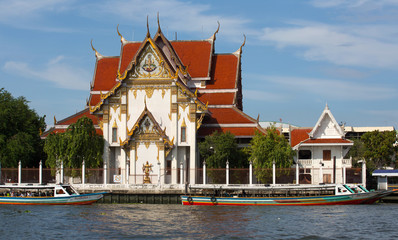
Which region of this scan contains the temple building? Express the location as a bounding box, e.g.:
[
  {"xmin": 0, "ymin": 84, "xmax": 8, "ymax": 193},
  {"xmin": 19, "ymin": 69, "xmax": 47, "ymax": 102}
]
[{"xmin": 43, "ymin": 20, "xmax": 265, "ymax": 185}]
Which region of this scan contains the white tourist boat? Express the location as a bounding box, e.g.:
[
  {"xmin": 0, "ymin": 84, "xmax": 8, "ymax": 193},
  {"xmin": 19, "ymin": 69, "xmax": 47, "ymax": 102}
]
[{"xmin": 0, "ymin": 184, "xmax": 106, "ymax": 205}]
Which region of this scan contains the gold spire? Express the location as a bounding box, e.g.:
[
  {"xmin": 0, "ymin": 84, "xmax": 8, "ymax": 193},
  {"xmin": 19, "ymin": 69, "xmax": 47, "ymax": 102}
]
[
  {"xmin": 117, "ymin": 24, "xmax": 127, "ymax": 44},
  {"xmin": 157, "ymin": 12, "xmax": 161, "ymax": 33},
  {"xmin": 90, "ymin": 39, "xmax": 103, "ymax": 59},
  {"xmin": 146, "ymin": 15, "xmax": 151, "ymax": 38}
]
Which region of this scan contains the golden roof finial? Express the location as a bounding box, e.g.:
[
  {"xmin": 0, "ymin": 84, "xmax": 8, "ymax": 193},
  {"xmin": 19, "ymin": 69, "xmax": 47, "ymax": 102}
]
[
  {"xmin": 209, "ymin": 21, "xmax": 220, "ymax": 41},
  {"xmin": 146, "ymin": 15, "xmax": 151, "ymax": 38},
  {"xmin": 240, "ymin": 34, "xmax": 246, "ymax": 50},
  {"xmin": 54, "ymin": 116, "xmax": 57, "ymax": 125},
  {"xmin": 117, "ymin": 24, "xmax": 127, "ymax": 44},
  {"xmin": 157, "ymin": 12, "xmax": 161, "ymax": 33},
  {"xmin": 144, "ymin": 95, "xmax": 147, "ymax": 110},
  {"xmin": 90, "ymin": 39, "xmax": 103, "ymax": 59}
]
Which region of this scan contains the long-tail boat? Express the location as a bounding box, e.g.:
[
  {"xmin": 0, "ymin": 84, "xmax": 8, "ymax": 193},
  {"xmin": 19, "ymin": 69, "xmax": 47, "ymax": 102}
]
[
  {"xmin": 182, "ymin": 184, "xmax": 393, "ymax": 206},
  {"xmin": 0, "ymin": 184, "xmax": 105, "ymax": 205}
]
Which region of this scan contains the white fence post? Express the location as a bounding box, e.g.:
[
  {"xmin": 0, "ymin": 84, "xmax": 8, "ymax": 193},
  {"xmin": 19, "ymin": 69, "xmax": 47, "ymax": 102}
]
[
  {"xmin": 103, "ymin": 161, "xmax": 107, "ymax": 185},
  {"xmin": 18, "ymin": 160, "xmax": 21, "ymax": 185},
  {"xmin": 82, "ymin": 159, "xmax": 85, "ymax": 185},
  {"xmin": 296, "ymin": 162, "xmax": 299, "ymax": 185},
  {"xmin": 249, "ymin": 161, "xmax": 253, "ymax": 185},
  {"xmin": 272, "ymin": 161, "xmax": 276, "ymax": 185},
  {"xmin": 39, "ymin": 160, "xmax": 43, "ymax": 185},
  {"xmin": 203, "ymin": 161, "xmax": 206, "ymax": 185},
  {"xmin": 60, "ymin": 160, "xmax": 64, "ymax": 184},
  {"xmin": 226, "ymin": 160, "xmax": 230, "ymax": 185}
]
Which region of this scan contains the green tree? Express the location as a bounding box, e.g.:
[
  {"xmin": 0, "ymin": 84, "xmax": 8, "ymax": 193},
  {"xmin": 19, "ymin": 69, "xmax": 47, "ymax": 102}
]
[
  {"xmin": 361, "ymin": 130, "xmax": 397, "ymax": 172},
  {"xmin": 248, "ymin": 128, "xmax": 294, "ymax": 183},
  {"xmin": 199, "ymin": 131, "xmax": 247, "ymax": 169},
  {"xmin": 0, "ymin": 88, "xmax": 46, "ymax": 167},
  {"xmin": 44, "ymin": 117, "xmax": 104, "ymax": 169}
]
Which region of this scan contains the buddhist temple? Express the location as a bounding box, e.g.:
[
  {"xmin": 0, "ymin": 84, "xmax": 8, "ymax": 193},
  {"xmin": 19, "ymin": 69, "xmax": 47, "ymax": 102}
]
[{"xmin": 43, "ymin": 19, "xmax": 265, "ymax": 185}]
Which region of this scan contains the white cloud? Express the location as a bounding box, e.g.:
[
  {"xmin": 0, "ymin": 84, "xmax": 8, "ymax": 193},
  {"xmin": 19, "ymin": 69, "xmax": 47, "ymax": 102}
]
[
  {"xmin": 259, "ymin": 22, "xmax": 398, "ymax": 69},
  {"xmin": 3, "ymin": 56, "xmax": 90, "ymax": 90},
  {"xmin": 252, "ymin": 75, "xmax": 396, "ymax": 101},
  {"xmin": 85, "ymin": 0, "xmax": 252, "ymax": 42},
  {"xmin": 310, "ymin": 0, "xmax": 398, "ymax": 9},
  {"xmin": 0, "ymin": 0, "xmax": 76, "ymax": 32}
]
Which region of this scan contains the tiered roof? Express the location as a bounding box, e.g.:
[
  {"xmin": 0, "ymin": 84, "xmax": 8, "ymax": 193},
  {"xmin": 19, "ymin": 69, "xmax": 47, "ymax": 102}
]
[{"xmin": 43, "ymin": 21, "xmax": 264, "ymax": 139}]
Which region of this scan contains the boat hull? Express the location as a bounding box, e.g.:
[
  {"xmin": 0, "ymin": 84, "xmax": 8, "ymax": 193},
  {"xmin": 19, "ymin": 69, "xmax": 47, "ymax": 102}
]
[
  {"xmin": 182, "ymin": 191, "xmax": 392, "ymax": 206},
  {"xmin": 0, "ymin": 192, "xmax": 105, "ymax": 205}
]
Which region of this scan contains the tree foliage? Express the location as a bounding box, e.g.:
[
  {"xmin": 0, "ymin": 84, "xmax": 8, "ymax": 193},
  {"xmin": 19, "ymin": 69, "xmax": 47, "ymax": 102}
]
[
  {"xmin": 199, "ymin": 131, "xmax": 248, "ymax": 169},
  {"xmin": 361, "ymin": 130, "xmax": 397, "ymax": 172},
  {"xmin": 248, "ymin": 128, "xmax": 294, "ymax": 183},
  {"xmin": 44, "ymin": 117, "xmax": 104, "ymax": 169},
  {"xmin": 0, "ymin": 88, "xmax": 46, "ymax": 167}
]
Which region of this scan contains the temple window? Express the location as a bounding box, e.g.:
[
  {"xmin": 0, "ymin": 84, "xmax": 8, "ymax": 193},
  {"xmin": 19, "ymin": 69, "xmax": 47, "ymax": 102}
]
[
  {"xmin": 181, "ymin": 127, "xmax": 186, "ymax": 142},
  {"xmin": 323, "ymin": 150, "xmax": 331, "ymax": 161},
  {"xmin": 166, "ymin": 160, "xmax": 171, "ymax": 176},
  {"xmin": 298, "ymin": 150, "xmax": 312, "ymax": 159},
  {"xmin": 112, "ymin": 128, "xmax": 118, "ymax": 143}
]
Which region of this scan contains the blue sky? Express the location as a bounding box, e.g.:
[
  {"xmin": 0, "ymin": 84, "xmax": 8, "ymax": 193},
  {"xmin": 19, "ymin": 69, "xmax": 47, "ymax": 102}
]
[{"xmin": 1, "ymin": 0, "xmax": 397, "ymax": 129}]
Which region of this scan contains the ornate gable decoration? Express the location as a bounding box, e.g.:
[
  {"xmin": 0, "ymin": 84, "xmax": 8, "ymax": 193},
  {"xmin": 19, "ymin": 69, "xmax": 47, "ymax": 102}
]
[
  {"xmin": 120, "ymin": 105, "xmax": 175, "ymax": 155},
  {"xmin": 309, "ymin": 104, "xmax": 345, "ymax": 139},
  {"xmin": 129, "ymin": 40, "xmax": 173, "ymax": 79}
]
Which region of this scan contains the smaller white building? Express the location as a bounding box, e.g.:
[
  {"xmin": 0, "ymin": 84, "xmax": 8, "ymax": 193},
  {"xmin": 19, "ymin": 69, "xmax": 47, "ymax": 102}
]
[{"xmin": 291, "ymin": 104, "xmax": 354, "ymax": 185}]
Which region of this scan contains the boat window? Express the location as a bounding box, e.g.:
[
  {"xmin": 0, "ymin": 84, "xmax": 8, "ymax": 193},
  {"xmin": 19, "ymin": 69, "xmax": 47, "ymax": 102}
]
[
  {"xmin": 56, "ymin": 189, "xmax": 65, "ymax": 194},
  {"xmin": 64, "ymin": 186, "xmax": 76, "ymax": 195}
]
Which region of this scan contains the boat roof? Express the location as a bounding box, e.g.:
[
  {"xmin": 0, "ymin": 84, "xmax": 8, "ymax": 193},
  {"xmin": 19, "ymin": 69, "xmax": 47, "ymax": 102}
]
[
  {"xmin": 0, "ymin": 184, "xmax": 67, "ymax": 189},
  {"xmin": 372, "ymin": 169, "xmax": 398, "ymax": 177},
  {"xmin": 189, "ymin": 184, "xmax": 340, "ymax": 191}
]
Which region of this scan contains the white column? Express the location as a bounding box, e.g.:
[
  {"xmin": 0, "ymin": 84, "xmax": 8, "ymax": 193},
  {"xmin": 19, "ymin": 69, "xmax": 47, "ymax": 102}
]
[
  {"xmin": 82, "ymin": 159, "xmax": 85, "ymax": 185},
  {"xmin": 39, "ymin": 160, "xmax": 43, "ymax": 185},
  {"xmin": 60, "ymin": 160, "xmax": 64, "ymax": 184},
  {"xmin": 180, "ymin": 162, "xmax": 184, "ymax": 186},
  {"xmin": 203, "ymin": 161, "xmax": 206, "ymax": 185},
  {"xmin": 18, "ymin": 160, "xmax": 21, "ymax": 185},
  {"xmin": 249, "ymin": 161, "xmax": 253, "ymax": 185},
  {"xmin": 226, "ymin": 160, "xmax": 230, "ymax": 185},
  {"xmin": 296, "ymin": 162, "xmax": 299, "ymax": 185},
  {"xmin": 362, "ymin": 160, "xmax": 367, "ymax": 188},
  {"xmin": 272, "ymin": 161, "xmax": 276, "ymax": 185}
]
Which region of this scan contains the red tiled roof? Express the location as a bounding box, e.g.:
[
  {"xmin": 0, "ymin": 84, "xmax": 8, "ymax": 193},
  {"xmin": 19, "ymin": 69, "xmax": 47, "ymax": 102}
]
[
  {"xmin": 92, "ymin": 57, "xmax": 119, "ymax": 91},
  {"xmin": 197, "ymin": 92, "xmax": 235, "ymax": 105},
  {"xmin": 198, "ymin": 126, "xmax": 261, "ymax": 137},
  {"xmin": 57, "ymin": 108, "xmax": 101, "ymax": 125},
  {"xmin": 171, "ymin": 41, "xmax": 212, "ymax": 78},
  {"xmin": 204, "ymin": 107, "xmax": 255, "ymax": 124},
  {"xmin": 290, "ymin": 128, "xmax": 312, "ymax": 147},
  {"xmin": 119, "ymin": 42, "xmax": 142, "ymax": 77},
  {"xmin": 207, "ymin": 54, "xmax": 238, "ymax": 89},
  {"xmin": 89, "ymin": 94, "xmax": 101, "ymax": 107},
  {"xmin": 301, "ymin": 138, "xmax": 353, "ymax": 144}
]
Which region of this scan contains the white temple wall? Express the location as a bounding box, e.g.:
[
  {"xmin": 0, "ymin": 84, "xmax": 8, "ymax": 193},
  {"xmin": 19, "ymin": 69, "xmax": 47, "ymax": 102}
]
[{"xmin": 134, "ymin": 142, "xmax": 159, "ymax": 184}]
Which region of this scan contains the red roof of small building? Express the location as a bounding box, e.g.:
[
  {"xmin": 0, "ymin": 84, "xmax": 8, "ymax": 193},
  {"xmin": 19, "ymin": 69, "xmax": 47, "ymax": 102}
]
[
  {"xmin": 300, "ymin": 138, "xmax": 353, "ymax": 144},
  {"xmin": 171, "ymin": 41, "xmax": 212, "ymax": 78},
  {"xmin": 290, "ymin": 128, "xmax": 312, "ymax": 147}
]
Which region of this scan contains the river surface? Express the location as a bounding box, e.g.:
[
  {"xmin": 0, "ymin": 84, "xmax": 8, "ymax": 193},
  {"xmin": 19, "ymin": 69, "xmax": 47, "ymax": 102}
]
[{"xmin": 0, "ymin": 203, "xmax": 397, "ymax": 239}]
